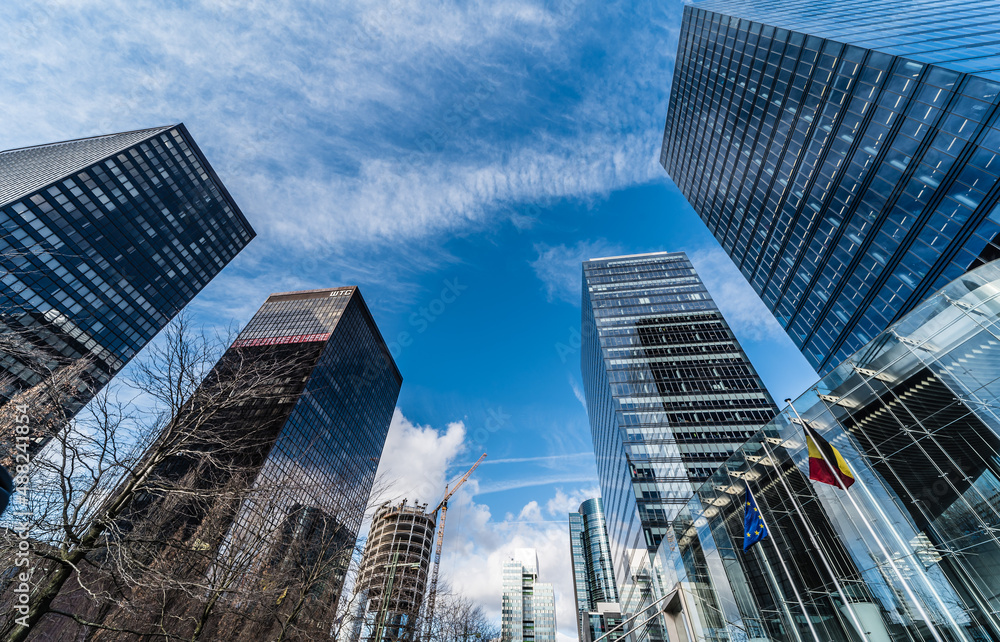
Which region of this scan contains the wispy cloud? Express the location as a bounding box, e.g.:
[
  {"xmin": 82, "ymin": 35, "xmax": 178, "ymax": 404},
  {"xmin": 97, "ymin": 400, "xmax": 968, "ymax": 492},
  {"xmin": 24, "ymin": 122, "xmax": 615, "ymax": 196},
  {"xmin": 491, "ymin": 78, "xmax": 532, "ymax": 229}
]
[
  {"xmin": 567, "ymin": 373, "xmax": 587, "ymax": 411},
  {"xmin": 460, "ymin": 452, "xmax": 593, "ymax": 466},
  {"xmin": 688, "ymin": 245, "xmax": 788, "ymax": 342},
  {"xmin": 530, "ymin": 239, "xmax": 625, "ymax": 304},
  {"xmin": 1, "ymin": 1, "xmax": 676, "ymax": 259},
  {"xmin": 475, "ymin": 473, "xmax": 598, "ymax": 495}
]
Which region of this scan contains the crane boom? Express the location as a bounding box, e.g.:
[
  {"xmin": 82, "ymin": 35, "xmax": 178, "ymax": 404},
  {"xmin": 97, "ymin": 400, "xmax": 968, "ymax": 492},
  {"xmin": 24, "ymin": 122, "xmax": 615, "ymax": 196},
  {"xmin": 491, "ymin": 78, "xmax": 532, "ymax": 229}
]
[{"xmin": 423, "ymin": 453, "xmax": 486, "ymax": 641}]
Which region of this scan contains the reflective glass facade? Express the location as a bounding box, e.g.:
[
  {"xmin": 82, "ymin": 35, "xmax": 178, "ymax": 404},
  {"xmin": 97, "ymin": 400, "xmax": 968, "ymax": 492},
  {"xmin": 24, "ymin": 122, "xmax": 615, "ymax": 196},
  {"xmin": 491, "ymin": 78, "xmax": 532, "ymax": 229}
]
[
  {"xmin": 570, "ymin": 498, "xmax": 619, "ymax": 641},
  {"xmin": 581, "ymin": 252, "xmax": 777, "ymax": 642},
  {"xmin": 501, "ymin": 549, "xmax": 557, "ymax": 642},
  {"xmin": 661, "ymin": 4, "xmax": 1000, "ymax": 375},
  {"xmin": 0, "ymin": 125, "xmax": 253, "ymax": 450},
  {"xmin": 644, "ymin": 259, "xmax": 1000, "ymax": 642},
  {"xmin": 694, "ymin": 0, "xmax": 1000, "ymax": 81},
  {"xmin": 223, "ymin": 288, "xmax": 401, "ymax": 593},
  {"xmin": 124, "ymin": 287, "xmax": 401, "ymax": 610}
]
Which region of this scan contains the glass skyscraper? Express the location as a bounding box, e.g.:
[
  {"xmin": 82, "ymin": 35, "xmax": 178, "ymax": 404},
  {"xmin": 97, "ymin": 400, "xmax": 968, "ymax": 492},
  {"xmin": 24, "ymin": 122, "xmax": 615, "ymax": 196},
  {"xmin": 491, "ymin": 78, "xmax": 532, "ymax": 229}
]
[
  {"xmin": 0, "ymin": 125, "xmax": 254, "ymax": 452},
  {"xmin": 661, "ymin": 0, "xmax": 1000, "ymax": 375},
  {"xmin": 501, "ymin": 549, "xmax": 557, "ymax": 642},
  {"xmin": 581, "ymin": 252, "xmax": 776, "ymax": 640},
  {"xmin": 646, "ymin": 258, "xmax": 1000, "ymax": 642},
  {"xmin": 115, "ymin": 286, "xmax": 401, "ymax": 637},
  {"xmin": 569, "ymin": 498, "xmax": 620, "ymax": 642}
]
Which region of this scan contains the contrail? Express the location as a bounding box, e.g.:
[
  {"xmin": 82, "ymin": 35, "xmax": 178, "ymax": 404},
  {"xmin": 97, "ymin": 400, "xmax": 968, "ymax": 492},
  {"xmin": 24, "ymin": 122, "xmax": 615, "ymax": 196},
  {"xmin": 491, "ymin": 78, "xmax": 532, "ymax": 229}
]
[{"xmin": 455, "ymin": 452, "xmax": 593, "ymax": 467}]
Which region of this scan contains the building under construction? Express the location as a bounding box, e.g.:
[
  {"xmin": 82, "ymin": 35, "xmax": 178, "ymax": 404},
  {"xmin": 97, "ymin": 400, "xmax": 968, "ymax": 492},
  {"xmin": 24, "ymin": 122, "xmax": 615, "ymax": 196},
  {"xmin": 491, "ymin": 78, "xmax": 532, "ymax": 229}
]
[{"xmin": 349, "ymin": 500, "xmax": 436, "ymax": 642}]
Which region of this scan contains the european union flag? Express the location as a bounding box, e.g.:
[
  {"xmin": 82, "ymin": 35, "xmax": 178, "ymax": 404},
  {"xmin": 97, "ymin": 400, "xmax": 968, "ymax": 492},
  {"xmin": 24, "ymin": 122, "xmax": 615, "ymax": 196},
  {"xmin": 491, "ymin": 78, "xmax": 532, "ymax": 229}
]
[{"xmin": 743, "ymin": 481, "xmax": 768, "ymax": 551}]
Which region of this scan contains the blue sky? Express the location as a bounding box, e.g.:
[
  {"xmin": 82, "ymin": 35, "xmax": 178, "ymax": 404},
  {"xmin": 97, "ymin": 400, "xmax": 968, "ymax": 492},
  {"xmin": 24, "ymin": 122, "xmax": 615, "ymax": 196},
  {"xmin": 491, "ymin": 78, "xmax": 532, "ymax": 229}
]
[{"xmin": 2, "ymin": 1, "xmax": 818, "ymax": 638}]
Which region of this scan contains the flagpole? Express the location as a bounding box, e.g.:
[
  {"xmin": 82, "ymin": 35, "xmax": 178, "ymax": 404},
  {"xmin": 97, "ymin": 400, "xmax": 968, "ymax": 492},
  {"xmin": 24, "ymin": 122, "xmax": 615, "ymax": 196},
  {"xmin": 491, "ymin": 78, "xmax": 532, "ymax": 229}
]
[
  {"xmin": 788, "ymin": 399, "xmax": 951, "ymax": 642},
  {"xmin": 743, "ymin": 479, "xmax": 821, "ymax": 642},
  {"xmin": 758, "ymin": 426, "xmax": 870, "ymax": 641}
]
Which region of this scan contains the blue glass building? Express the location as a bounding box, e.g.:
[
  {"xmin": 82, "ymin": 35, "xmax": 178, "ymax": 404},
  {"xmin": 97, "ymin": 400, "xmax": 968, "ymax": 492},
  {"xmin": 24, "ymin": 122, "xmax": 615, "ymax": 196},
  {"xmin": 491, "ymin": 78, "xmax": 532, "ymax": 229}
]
[
  {"xmin": 581, "ymin": 252, "xmax": 777, "ymax": 641},
  {"xmin": 661, "ymin": 0, "xmax": 1000, "ymax": 374},
  {"xmin": 642, "ymin": 258, "xmax": 1000, "ymax": 642},
  {"xmin": 0, "ymin": 125, "xmax": 254, "ymax": 450},
  {"xmin": 569, "ymin": 498, "xmax": 621, "ymax": 642},
  {"xmin": 691, "ymin": 0, "xmax": 1000, "ymax": 80}
]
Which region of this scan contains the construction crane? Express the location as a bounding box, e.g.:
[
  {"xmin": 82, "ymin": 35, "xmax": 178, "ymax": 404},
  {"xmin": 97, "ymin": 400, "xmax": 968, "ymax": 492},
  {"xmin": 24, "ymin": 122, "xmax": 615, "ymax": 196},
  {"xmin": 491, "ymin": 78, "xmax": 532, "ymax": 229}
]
[{"xmin": 422, "ymin": 452, "xmax": 486, "ymax": 641}]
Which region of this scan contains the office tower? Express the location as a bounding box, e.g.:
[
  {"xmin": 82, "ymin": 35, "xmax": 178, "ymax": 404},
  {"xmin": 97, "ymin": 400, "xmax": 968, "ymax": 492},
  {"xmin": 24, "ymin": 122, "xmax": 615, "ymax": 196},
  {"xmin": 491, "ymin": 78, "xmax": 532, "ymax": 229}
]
[
  {"xmin": 116, "ymin": 286, "xmax": 402, "ymax": 639},
  {"xmin": 661, "ymin": 0, "xmax": 1000, "ymax": 375},
  {"xmin": 0, "ymin": 125, "xmax": 254, "ymax": 452},
  {"xmin": 648, "ymin": 258, "xmax": 1000, "ymax": 642},
  {"xmin": 581, "ymin": 251, "xmax": 777, "ymax": 639},
  {"xmin": 348, "ymin": 500, "xmax": 436, "ymax": 642},
  {"xmin": 568, "ymin": 498, "xmax": 619, "ymax": 642},
  {"xmin": 501, "ymin": 549, "xmax": 557, "ymax": 642}
]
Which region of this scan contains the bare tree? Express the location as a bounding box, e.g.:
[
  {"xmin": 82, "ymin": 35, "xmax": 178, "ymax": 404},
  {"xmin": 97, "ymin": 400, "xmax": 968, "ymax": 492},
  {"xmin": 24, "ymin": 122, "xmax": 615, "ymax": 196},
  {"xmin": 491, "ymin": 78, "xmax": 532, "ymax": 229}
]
[
  {"xmin": 427, "ymin": 588, "xmax": 500, "ymax": 642},
  {"xmin": 0, "ymin": 316, "xmax": 325, "ymax": 641}
]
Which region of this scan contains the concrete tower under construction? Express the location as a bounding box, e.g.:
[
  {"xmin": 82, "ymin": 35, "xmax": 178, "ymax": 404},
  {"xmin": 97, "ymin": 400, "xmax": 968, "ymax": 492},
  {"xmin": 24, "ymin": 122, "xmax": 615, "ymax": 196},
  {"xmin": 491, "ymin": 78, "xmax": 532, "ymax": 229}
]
[{"xmin": 349, "ymin": 500, "xmax": 436, "ymax": 642}]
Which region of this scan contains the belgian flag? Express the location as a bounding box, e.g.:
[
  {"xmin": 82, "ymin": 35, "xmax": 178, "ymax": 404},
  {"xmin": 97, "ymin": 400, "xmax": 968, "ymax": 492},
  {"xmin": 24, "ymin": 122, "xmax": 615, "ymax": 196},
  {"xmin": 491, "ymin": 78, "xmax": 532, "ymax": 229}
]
[{"xmin": 804, "ymin": 422, "xmax": 855, "ymax": 489}]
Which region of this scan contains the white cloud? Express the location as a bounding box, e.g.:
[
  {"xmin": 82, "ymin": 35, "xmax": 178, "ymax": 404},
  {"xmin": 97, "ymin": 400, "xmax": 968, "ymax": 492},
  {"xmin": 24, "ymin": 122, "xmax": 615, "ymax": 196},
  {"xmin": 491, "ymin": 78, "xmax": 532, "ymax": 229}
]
[
  {"xmin": 518, "ymin": 500, "xmax": 544, "ymax": 522},
  {"xmin": 545, "ymin": 486, "xmax": 600, "ymax": 517},
  {"xmin": 439, "ymin": 484, "xmax": 594, "ymax": 642},
  {"xmin": 531, "ymin": 239, "xmax": 625, "ymax": 305},
  {"xmin": 359, "ymin": 410, "xmax": 597, "ymax": 641},
  {"xmin": 373, "ymin": 407, "xmax": 467, "ymax": 507},
  {"xmin": 688, "ymin": 245, "xmax": 788, "ymax": 342}
]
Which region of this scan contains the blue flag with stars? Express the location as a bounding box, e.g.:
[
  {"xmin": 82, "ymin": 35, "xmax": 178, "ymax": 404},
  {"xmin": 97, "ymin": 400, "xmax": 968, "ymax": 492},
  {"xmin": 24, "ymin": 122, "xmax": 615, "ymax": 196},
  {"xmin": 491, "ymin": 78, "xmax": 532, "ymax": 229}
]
[{"xmin": 743, "ymin": 481, "xmax": 768, "ymax": 551}]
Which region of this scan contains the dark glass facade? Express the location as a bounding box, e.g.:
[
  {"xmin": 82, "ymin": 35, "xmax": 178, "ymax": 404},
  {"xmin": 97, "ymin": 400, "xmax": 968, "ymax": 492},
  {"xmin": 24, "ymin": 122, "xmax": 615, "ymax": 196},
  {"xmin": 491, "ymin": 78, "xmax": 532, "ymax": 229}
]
[
  {"xmin": 569, "ymin": 498, "xmax": 620, "ymax": 642},
  {"xmin": 645, "ymin": 258, "xmax": 1000, "ymax": 642},
  {"xmin": 661, "ymin": 4, "xmax": 1000, "ymax": 375},
  {"xmin": 125, "ymin": 287, "xmax": 401, "ymax": 612},
  {"xmin": 693, "ymin": 0, "xmax": 1000, "ymax": 81},
  {"xmin": 581, "ymin": 252, "xmax": 776, "ymax": 641},
  {"xmin": 220, "ymin": 287, "xmax": 401, "ymax": 589},
  {"xmin": 0, "ymin": 125, "xmax": 254, "ymax": 450}
]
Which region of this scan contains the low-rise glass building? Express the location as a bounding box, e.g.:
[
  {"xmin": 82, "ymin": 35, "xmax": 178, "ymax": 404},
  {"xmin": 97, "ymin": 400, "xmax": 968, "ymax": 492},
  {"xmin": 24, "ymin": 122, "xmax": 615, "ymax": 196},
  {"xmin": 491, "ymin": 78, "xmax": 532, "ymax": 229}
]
[{"xmin": 645, "ymin": 259, "xmax": 1000, "ymax": 642}]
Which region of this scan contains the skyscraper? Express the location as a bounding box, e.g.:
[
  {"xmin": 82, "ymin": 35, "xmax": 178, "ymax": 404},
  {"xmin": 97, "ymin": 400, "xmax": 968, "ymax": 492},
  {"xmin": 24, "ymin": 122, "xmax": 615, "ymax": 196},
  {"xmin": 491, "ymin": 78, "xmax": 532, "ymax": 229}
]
[
  {"xmin": 115, "ymin": 286, "xmax": 402, "ymax": 638},
  {"xmin": 581, "ymin": 251, "xmax": 777, "ymax": 638},
  {"xmin": 569, "ymin": 498, "xmax": 619, "ymax": 642},
  {"xmin": 501, "ymin": 549, "xmax": 557, "ymax": 642},
  {"xmin": 0, "ymin": 125, "xmax": 254, "ymax": 452},
  {"xmin": 661, "ymin": 0, "xmax": 1000, "ymax": 374}
]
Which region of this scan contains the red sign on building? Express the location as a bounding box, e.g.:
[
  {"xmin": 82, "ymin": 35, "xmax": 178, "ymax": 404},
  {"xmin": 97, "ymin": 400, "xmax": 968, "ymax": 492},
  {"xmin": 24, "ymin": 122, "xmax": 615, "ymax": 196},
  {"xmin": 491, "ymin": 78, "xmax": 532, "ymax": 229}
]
[{"xmin": 231, "ymin": 333, "xmax": 332, "ymax": 348}]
